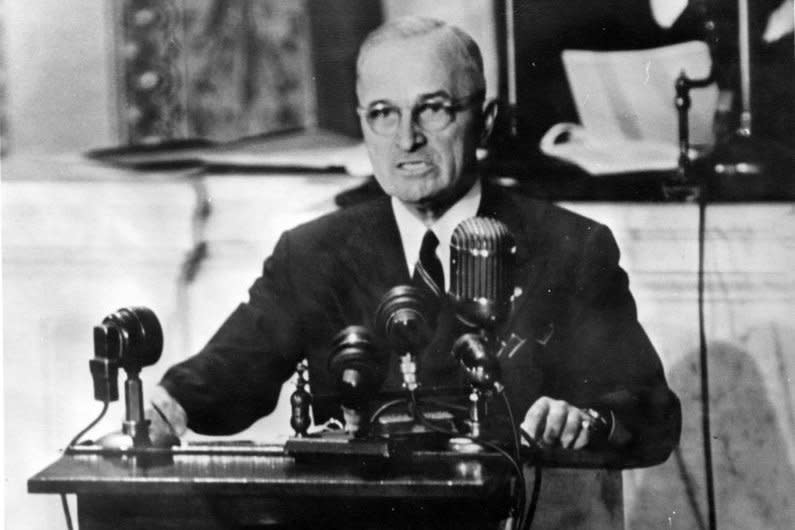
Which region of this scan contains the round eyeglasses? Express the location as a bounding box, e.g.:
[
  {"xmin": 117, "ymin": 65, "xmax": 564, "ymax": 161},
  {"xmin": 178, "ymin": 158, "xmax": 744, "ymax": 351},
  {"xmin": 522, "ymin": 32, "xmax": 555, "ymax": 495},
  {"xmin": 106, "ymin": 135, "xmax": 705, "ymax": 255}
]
[{"xmin": 357, "ymin": 91, "xmax": 485, "ymax": 137}]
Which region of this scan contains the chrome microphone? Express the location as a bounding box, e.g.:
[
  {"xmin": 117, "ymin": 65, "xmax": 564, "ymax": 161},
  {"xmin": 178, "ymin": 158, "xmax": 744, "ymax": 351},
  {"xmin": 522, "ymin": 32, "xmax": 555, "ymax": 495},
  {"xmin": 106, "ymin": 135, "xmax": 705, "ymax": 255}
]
[{"xmin": 449, "ymin": 217, "xmax": 517, "ymax": 330}]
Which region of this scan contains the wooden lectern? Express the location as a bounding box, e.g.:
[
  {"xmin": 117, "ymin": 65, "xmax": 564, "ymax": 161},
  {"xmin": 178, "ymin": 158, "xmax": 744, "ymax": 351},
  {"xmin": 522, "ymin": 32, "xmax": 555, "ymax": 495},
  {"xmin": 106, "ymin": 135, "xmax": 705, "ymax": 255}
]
[{"xmin": 29, "ymin": 443, "xmax": 627, "ymax": 529}]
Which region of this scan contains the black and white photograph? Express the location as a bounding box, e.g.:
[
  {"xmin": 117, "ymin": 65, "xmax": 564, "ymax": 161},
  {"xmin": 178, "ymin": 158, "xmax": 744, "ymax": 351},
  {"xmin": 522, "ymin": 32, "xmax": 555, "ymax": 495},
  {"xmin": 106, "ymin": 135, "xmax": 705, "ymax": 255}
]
[{"xmin": 3, "ymin": 1, "xmax": 794, "ymax": 529}]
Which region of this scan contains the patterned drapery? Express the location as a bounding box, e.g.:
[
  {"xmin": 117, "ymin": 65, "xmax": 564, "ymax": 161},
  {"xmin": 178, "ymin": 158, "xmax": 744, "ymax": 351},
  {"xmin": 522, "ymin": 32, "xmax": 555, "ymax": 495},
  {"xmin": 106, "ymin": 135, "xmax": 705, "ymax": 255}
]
[{"xmin": 115, "ymin": 0, "xmax": 312, "ymax": 144}]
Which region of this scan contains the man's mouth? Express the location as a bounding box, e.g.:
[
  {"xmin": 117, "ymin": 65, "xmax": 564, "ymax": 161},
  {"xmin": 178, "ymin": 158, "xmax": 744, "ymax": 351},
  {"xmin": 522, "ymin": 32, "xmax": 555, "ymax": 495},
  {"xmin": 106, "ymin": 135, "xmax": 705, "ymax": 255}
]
[{"xmin": 396, "ymin": 160, "xmax": 433, "ymax": 172}]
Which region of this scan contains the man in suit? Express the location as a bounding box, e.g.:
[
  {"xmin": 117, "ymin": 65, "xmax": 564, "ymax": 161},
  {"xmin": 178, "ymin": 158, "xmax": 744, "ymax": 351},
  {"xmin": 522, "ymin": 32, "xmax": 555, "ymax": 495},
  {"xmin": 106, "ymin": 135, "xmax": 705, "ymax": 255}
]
[{"xmin": 151, "ymin": 16, "xmax": 680, "ymax": 462}]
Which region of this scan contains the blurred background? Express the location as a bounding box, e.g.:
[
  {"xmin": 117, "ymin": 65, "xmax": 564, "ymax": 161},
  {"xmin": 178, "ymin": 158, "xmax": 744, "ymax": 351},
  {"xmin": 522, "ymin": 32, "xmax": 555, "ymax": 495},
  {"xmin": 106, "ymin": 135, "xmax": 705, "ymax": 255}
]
[{"xmin": 2, "ymin": 1, "xmax": 793, "ymax": 529}]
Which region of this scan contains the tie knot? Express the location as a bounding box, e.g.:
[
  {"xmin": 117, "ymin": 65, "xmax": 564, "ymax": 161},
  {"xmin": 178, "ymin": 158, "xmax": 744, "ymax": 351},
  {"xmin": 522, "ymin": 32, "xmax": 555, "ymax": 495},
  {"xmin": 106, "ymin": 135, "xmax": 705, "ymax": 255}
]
[
  {"xmin": 420, "ymin": 230, "xmax": 439, "ymax": 256},
  {"xmin": 414, "ymin": 230, "xmax": 444, "ymax": 297}
]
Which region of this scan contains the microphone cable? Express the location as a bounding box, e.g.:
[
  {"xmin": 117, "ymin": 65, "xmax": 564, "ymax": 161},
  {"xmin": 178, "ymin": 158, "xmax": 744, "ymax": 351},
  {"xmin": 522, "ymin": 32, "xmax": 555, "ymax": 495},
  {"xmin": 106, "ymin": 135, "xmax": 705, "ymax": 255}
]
[
  {"xmin": 60, "ymin": 494, "xmax": 74, "ymax": 530},
  {"xmin": 407, "ymin": 390, "xmax": 528, "ymax": 529},
  {"xmin": 67, "ymin": 400, "xmax": 109, "ymax": 448},
  {"xmin": 499, "ymin": 392, "xmax": 543, "ymax": 530},
  {"xmin": 495, "ymin": 391, "xmax": 530, "ymax": 530},
  {"xmin": 368, "ymin": 398, "xmax": 409, "ymax": 425},
  {"xmin": 518, "ymin": 429, "xmax": 544, "ymax": 530},
  {"xmin": 697, "ymin": 194, "xmax": 717, "ymax": 530},
  {"xmin": 61, "ymin": 400, "xmax": 110, "ymax": 530}
]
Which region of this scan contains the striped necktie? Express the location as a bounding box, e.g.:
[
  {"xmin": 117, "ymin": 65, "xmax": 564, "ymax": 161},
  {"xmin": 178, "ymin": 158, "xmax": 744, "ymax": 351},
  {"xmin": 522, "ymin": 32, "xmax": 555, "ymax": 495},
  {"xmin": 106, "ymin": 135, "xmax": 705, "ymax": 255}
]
[{"xmin": 413, "ymin": 229, "xmax": 445, "ymax": 298}]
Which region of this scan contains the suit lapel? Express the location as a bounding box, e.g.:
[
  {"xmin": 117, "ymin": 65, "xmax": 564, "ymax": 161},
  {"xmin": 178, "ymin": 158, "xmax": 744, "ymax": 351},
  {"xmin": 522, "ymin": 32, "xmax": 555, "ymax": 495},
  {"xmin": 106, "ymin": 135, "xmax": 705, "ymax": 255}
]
[
  {"xmin": 478, "ymin": 181, "xmax": 559, "ymax": 344},
  {"xmin": 336, "ymin": 197, "xmax": 410, "ymax": 306}
]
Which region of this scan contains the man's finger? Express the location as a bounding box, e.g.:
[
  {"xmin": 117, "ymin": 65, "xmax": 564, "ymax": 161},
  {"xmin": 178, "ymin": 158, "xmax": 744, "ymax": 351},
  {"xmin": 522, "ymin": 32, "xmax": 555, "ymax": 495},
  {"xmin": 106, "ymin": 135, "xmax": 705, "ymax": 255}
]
[
  {"xmin": 522, "ymin": 398, "xmax": 551, "ymax": 441},
  {"xmin": 542, "ymin": 400, "xmax": 568, "ymax": 445},
  {"xmin": 573, "ymin": 417, "xmax": 591, "ymax": 449},
  {"xmin": 559, "ymin": 408, "xmax": 584, "ymax": 449}
]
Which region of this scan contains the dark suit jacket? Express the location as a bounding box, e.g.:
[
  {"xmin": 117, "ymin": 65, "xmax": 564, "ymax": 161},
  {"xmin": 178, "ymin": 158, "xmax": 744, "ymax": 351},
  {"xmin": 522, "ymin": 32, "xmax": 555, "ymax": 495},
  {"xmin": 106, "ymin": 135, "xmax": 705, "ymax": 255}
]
[{"xmin": 161, "ymin": 182, "xmax": 680, "ymax": 463}]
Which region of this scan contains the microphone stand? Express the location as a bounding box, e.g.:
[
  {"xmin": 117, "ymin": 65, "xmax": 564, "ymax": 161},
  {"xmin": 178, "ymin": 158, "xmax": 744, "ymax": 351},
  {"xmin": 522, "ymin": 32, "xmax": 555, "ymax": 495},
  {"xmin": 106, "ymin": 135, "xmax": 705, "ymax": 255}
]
[
  {"xmin": 503, "ymin": 0, "xmax": 519, "ymax": 139},
  {"xmin": 705, "ymin": 0, "xmax": 793, "ymax": 198},
  {"xmin": 94, "ymin": 369, "xmax": 154, "ymax": 450},
  {"xmin": 451, "ymin": 331, "xmax": 505, "ymax": 445},
  {"xmin": 289, "ymin": 362, "xmax": 311, "ymax": 437}
]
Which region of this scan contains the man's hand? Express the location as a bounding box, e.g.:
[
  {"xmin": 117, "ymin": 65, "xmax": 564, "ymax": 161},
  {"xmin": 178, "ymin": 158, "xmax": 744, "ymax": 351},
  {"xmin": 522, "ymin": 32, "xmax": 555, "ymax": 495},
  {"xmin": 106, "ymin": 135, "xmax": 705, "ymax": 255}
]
[
  {"xmin": 521, "ymin": 397, "xmax": 595, "ymax": 450},
  {"xmin": 145, "ymin": 385, "xmax": 187, "ymax": 447}
]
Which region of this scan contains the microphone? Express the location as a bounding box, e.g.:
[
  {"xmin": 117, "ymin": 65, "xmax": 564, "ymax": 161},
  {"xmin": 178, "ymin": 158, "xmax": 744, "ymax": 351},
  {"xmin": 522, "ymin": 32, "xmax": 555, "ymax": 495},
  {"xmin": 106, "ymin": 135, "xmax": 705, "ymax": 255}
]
[
  {"xmin": 449, "ymin": 217, "xmax": 516, "ymax": 330},
  {"xmin": 375, "ymin": 285, "xmax": 434, "ymax": 354},
  {"xmin": 448, "ymin": 219, "xmax": 515, "ymax": 442},
  {"xmin": 91, "ymin": 307, "xmax": 163, "ymax": 402},
  {"xmin": 328, "ymin": 326, "xmax": 384, "ymax": 412},
  {"xmin": 375, "ymin": 285, "xmax": 435, "ymax": 391},
  {"xmin": 89, "ymin": 307, "xmax": 164, "ymax": 448},
  {"xmin": 451, "ymin": 333, "xmax": 504, "ymax": 392}
]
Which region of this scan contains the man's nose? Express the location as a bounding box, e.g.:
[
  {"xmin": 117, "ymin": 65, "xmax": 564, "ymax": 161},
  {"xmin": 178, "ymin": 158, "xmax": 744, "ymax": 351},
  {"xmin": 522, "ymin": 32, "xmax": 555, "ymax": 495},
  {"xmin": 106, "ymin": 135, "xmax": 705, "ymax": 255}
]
[{"xmin": 395, "ymin": 112, "xmax": 426, "ymax": 151}]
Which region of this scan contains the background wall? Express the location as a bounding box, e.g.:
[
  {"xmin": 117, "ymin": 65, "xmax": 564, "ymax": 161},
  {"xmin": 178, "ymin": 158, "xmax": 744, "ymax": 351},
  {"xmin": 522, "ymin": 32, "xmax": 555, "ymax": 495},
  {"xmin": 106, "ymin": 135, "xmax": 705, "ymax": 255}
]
[{"xmin": 3, "ymin": 0, "xmax": 116, "ymax": 154}]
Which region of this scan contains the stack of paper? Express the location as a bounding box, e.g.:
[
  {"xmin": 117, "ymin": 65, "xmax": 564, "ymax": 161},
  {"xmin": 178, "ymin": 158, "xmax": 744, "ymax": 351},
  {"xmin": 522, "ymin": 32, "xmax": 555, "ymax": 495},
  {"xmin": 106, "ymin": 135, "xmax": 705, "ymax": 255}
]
[{"xmin": 541, "ymin": 41, "xmax": 717, "ymax": 175}]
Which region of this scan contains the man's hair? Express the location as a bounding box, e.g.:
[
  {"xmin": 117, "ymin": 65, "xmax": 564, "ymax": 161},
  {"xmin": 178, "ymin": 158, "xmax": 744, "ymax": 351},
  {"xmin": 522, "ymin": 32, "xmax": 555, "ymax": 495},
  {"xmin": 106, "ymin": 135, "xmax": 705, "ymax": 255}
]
[{"xmin": 356, "ymin": 16, "xmax": 486, "ymax": 94}]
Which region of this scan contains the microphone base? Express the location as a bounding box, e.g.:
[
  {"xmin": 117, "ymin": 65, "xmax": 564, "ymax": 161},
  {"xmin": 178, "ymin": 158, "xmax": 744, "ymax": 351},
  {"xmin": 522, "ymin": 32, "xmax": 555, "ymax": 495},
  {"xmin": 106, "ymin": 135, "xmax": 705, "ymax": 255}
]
[
  {"xmin": 706, "ymin": 131, "xmax": 795, "ymax": 200},
  {"xmin": 448, "ymin": 436, "xmax": 487, "ymax": 454},
  {"xmin": 93, "ymin": 430, "xmax": 176, "ymax": 466},
  {"xmin": 97, "ymin": 431, "xmax": 139, "ymax": 450},
  {"xmin": 284, "ymin": 430, "xmax": 398, "ymax": 461},
  {"xmin": 97, "ymin": 424, "xmax": 179, "ymax": 451}
]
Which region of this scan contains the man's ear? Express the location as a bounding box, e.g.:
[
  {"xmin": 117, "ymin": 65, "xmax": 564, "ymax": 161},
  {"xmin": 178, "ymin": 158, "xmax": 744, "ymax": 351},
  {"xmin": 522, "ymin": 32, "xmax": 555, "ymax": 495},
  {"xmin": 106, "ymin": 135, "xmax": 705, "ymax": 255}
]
[{"xmin": 479, "ymin": 99, "xmax": 499, "ymax": 147}]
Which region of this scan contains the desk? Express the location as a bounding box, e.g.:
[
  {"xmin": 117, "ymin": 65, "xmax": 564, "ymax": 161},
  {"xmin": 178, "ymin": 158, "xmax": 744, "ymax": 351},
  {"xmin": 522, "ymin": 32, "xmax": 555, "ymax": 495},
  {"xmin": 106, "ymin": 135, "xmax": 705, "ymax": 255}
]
[
  {"xmin": 29, "ymin": 446, "xmax": 512, "ymax": 529},
  {"xmin": 29, "ymin": 444, "xmax": 625, "ymax": 529}
]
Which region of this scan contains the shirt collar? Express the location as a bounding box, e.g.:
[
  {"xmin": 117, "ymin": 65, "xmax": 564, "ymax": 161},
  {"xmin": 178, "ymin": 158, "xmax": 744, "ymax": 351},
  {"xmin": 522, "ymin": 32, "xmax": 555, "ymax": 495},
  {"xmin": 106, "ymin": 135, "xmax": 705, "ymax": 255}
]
[{"xmin": 391, "ymin": 179, "xmax": 482, "ymax": 290}]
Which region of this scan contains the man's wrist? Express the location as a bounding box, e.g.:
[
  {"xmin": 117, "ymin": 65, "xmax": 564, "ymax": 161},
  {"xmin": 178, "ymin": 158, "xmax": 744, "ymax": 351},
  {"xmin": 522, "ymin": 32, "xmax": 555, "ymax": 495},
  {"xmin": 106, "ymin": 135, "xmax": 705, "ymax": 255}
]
[{"xmin": 148, "ymin": 384, "xmax": 188, "ymax": 438}]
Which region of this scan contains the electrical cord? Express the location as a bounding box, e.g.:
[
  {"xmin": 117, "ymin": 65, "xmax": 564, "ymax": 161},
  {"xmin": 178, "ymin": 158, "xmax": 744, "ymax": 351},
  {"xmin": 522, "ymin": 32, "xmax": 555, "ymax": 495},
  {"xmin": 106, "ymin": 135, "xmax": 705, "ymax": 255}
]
[
  {"xmin": 523, "ymin": 463, "xmax": 543, "ymax": 530},
  {"xmin": 517, "ymin": 429, "xmax": 544, "ymax": 530},
  {"xmin": 671, "ymin": 63, "xmax": 715, "ymax": 529},
  {"xmin": 516, "ymin": 426, "xmax": 545, "ymax": 530},
  {"xmin": 408, "ymin": 390, "xmax": 527, "ymax": 529},
  {"xmin": 500, "ymin": 392, "xmax": 522, "ymax": 463},
  {"xmin": 499, "ymin": 392, "xmax": 545, "ymax": 530},
  {"xmin": 368, "ymin": 398, "xmax": 409, "ymax": 425},
  {"xmin": 698, "ymin": 194, "xmax": 717, "ymax": 530},
  {"xmin": 62, "ymin": 401, "xmax": 110, "ymax": 530},
  {"xmin": 498, "ymin": 391, "xmax": 532, "ymax": 530},
  {"xmin": 67, "ymin": 401, "xmax": 109, "ymax": 448},
  {"xmin": 60, "ymin": 494, "xmax": 74, "ymax": 530}
]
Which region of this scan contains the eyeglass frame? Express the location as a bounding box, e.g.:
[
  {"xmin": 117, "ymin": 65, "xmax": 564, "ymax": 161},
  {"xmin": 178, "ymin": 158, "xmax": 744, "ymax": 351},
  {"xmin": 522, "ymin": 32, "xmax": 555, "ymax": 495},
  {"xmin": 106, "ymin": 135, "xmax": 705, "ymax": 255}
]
[{"xmin": 356, "ymin": 90, "xmax": 487, "ymax": 137}]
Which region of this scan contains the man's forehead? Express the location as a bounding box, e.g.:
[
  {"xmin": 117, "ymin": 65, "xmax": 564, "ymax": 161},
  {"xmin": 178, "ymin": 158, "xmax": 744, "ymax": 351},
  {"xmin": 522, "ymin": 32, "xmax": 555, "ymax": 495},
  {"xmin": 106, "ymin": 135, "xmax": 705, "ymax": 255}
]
[
  {"xmin": 357, "ymin": 34, "xmax": 475, "ymax": 104},
  {"xmin": 364, "ymin": 90, "xmax": 454, "ymax": 106}
]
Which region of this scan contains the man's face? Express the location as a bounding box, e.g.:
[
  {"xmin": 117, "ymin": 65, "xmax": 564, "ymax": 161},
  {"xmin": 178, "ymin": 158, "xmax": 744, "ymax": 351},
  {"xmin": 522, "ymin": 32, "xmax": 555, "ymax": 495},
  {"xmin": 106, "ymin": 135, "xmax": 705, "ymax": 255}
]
[{"xmin": 356, "ymin": 34, "xmax": 484, "ymax": 210}]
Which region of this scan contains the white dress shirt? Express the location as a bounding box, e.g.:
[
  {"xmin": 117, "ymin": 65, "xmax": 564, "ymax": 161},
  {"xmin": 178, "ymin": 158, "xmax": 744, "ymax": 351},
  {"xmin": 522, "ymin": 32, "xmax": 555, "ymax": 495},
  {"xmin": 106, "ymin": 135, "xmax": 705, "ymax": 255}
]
[{"xmin": 390, "ymin": 179, "xmax": 482, "ymax": 291}]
